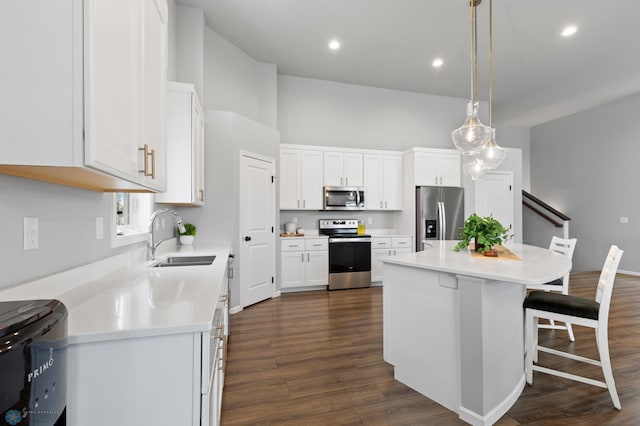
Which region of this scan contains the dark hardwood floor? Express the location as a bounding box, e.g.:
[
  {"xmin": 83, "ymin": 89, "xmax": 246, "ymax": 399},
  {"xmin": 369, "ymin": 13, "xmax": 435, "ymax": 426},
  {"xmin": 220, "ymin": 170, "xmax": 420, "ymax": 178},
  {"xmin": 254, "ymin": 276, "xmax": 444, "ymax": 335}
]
[{"xmin": 221, "ymin": 272, "xmax": 640, "ymax": 425}]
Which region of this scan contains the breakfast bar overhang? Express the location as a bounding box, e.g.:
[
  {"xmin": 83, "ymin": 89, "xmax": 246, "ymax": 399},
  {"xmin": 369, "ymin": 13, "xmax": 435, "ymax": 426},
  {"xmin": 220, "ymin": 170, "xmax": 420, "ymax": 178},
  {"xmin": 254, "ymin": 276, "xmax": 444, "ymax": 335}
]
[{"xmin": 381, "ymin": 241, "xmax": 571, "ymax": 426}]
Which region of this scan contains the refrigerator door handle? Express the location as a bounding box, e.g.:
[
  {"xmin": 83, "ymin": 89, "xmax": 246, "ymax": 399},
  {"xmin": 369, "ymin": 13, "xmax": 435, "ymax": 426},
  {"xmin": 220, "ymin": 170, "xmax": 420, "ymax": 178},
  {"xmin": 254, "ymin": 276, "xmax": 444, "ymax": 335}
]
[{"xmin": 438, "ymin": 202, "xmax": 446, "ymax": 240}]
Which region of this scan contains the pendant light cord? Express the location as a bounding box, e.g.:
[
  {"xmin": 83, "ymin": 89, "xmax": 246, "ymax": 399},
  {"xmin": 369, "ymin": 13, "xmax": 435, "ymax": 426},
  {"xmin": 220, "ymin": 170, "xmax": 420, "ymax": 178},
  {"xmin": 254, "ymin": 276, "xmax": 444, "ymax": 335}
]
[
  {"xmin": 471, "ymin": 1, "xmax": 478, "ymax": 103},
  {"xmin": 489, "ymin": 0, "xmax": 493, "ymax": 127}
]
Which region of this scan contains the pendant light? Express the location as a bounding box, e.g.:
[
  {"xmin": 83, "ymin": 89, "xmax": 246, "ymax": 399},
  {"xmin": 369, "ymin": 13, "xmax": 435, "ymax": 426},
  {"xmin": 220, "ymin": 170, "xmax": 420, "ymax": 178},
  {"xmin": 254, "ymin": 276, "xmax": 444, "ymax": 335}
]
[
  {"xmin": 474, "ymin": 0, "xmax": 506, "ymax": 170},
  {"xmin": 451, "ymin": 0, "xmax": 492, "ymax": 157}
]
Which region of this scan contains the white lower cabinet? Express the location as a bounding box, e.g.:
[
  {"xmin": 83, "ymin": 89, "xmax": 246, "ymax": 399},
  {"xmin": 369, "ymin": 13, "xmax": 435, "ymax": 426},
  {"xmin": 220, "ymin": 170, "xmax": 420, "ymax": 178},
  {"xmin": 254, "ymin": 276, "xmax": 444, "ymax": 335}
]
[
  {"xmin": 68, "ymin": 276, "xmax": 229, "ymax": 426},
  {"xmin": 371, "ymin": 236, "xmax": 412, "ymax": 283},
  {"xmin": 203, "ymin": 277, "xmax": 229, "ymax": 426},
  {"xmin": 280, "ymin": 237, "xmax": 329, "ymax": 288}
]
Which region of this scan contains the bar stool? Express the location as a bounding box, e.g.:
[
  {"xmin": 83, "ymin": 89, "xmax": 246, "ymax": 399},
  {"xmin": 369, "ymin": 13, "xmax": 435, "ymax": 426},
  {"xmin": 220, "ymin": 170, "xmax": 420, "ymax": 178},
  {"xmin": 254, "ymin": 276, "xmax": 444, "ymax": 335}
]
[
  {"xmin": 523, "ymin": 245, "xmax": 624, "ymax": 409},
  {"xmin": 527, "ymin": 236, "xmax": 577, "ymax": 340}
]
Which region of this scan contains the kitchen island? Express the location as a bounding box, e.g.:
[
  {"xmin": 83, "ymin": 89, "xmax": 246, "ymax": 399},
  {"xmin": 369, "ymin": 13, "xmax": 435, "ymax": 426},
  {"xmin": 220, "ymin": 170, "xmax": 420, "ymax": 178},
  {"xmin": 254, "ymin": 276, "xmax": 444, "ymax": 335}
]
[{"xmin": 381, "ymin": 241, "xmax": 571, "ymax": 426}]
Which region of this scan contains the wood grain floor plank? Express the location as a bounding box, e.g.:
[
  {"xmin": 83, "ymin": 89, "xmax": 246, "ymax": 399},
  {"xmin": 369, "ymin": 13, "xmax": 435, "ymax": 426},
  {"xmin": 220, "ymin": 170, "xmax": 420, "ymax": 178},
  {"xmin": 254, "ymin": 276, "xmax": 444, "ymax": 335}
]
[{"xmin": 221, "ymin": 273, "xmax": 640, "ymax": 425}]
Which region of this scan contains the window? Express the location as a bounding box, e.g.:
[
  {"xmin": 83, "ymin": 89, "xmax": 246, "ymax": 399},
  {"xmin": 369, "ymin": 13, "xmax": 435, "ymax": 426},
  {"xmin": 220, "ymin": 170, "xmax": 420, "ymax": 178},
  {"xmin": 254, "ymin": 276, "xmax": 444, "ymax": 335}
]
[{"xmin": 111, "ymin": 192, "xmax": 153, "ymax": 247}]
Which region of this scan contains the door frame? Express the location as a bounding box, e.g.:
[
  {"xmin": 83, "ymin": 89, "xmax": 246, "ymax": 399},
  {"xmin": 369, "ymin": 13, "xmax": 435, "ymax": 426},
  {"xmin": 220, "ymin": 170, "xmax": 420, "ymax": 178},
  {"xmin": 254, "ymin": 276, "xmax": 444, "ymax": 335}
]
[{"xmin": 238, "ymin": 150, "xmax": 276, "ymax": 308}]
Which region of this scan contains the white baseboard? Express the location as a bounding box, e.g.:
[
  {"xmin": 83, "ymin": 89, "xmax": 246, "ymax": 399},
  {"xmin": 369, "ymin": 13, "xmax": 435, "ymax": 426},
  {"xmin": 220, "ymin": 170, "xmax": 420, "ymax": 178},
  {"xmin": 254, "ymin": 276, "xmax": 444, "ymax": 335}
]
[{"xmin": 618, "ymin": 269, "xmax": 640, "ymax": 277}]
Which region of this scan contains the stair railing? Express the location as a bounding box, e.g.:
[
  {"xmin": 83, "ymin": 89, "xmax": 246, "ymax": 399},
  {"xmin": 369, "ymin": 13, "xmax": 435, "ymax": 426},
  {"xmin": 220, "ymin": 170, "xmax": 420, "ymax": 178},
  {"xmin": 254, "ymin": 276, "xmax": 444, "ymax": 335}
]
[{"xmin": 522, "ymin": 190, "xmax": 571, "ymax": 239}]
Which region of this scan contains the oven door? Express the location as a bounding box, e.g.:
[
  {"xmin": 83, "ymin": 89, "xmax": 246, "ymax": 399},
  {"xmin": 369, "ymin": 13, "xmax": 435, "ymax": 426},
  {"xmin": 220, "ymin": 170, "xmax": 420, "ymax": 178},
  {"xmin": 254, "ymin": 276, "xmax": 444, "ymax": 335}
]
[{"xmin": 328, "ymin": 237, "xmax": 371, "ymax": 289}]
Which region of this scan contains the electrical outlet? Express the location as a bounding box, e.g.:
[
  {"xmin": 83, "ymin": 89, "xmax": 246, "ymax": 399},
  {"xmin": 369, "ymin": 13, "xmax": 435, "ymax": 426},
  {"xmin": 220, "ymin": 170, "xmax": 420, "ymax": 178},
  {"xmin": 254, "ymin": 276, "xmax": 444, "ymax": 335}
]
[
  {"xmin": 439, "ymin": 273, "xmax": 457, "ymax": 289},
  {"xmin": 23, "ymin": 217, "xmax": 39, "ymax": 250},
  {"xmin": 620, "ymin": 217, "xmax": 629, "ymax": 224},
  {"xmin": 292, "ymin": 217, "xmax": 298, "ymax": 224},
  {"xmin": 367, "ymin": 217, "xmax": 373, "ymax": 225},
  {"xmin": 96, "ymin": 217, "xmax": 104, "ymax": 240}
]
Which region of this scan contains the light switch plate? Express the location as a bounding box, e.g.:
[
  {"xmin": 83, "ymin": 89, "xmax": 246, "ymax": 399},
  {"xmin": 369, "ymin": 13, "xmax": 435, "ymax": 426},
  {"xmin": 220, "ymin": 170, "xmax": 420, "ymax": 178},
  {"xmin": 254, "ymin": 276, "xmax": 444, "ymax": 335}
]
[{"xmin": 24, "ymin": 217, "xmax": 39, "ymax": 250}]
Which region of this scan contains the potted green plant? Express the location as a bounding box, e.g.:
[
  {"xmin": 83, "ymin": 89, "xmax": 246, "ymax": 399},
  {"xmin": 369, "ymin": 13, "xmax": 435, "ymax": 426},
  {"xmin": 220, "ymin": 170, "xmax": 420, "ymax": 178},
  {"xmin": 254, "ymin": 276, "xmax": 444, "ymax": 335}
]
[
  {"xmin": 454, "ymin": 214, "xmax": 512, "ymax": 254},
  {"xmin": 179, "ymin": 223, "xmax": 197, "ymax": 245}
]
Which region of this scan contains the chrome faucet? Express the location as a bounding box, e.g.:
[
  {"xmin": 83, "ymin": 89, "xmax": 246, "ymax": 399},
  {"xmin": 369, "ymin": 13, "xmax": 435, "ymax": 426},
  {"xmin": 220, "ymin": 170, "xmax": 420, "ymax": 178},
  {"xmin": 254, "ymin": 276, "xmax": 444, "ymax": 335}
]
[{"xmin": 147, "ymin": 208, "xmax": 187, "ymax": 261}]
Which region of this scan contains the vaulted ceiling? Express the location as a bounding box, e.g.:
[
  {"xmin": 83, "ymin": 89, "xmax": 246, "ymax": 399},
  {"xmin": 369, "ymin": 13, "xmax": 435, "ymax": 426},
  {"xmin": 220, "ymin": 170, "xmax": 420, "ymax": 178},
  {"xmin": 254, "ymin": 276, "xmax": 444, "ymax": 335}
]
[{"xmin": 176, "ymin": 0, "xmax": 640, "ymax": 127}]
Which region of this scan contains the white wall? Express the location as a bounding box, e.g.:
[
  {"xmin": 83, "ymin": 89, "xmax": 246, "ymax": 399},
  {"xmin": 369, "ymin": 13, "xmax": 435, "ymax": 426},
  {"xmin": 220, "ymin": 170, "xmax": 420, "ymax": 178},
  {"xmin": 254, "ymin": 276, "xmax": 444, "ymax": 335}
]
[
  {"xmin": 203, "ymin": 28, "xmax": 277, "ymax": 128},
  {"xmin": 278, "ymin": 75, "xmax": 469, "ymax": 149},
  {"xmin": 0, "ymin": 175, "xmax": 135, "ymax": 288},
  {"xmin": 175, "ymin": 5, "xmax": 205, "ymax": 100},
  {"xmin": 529, "ymin": 92, "xmax": 640, "ymax": 273}
]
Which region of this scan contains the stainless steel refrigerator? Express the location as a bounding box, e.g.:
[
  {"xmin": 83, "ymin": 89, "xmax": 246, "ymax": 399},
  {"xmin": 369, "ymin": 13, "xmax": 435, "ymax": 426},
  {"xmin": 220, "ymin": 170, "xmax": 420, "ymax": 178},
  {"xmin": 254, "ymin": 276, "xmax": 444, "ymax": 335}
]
[{"xmin": 416, "ymin": 186, "xmax": 465, "ymax": 251}]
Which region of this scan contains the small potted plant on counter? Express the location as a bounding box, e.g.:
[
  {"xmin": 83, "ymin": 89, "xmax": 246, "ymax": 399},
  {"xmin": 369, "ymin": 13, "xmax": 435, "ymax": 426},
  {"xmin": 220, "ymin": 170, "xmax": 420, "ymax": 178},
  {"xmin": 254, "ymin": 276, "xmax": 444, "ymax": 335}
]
[
  {"xmin": 454, "ymin": 214, "xmax": 512, "ymax": 256},
  {"xmin": 179, "ymin": 223, "xmax": 197, "ymax": 245}
]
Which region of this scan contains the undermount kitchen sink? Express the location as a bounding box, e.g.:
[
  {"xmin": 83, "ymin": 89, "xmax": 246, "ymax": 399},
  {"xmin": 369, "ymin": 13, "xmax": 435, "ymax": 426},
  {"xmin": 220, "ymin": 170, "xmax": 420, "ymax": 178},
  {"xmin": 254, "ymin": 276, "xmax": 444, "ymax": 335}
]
[{"xmin": 154, "ymin": 255, "xmax": 216, "ymax": 267}]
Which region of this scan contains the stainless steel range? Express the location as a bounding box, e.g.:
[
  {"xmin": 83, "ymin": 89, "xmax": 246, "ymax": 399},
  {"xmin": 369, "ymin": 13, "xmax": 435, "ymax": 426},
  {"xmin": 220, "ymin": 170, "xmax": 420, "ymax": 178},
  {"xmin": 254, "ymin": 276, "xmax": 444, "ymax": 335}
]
[{"xmin": 319, "ymin": 219, "xmax": 371, "ymax": 290}]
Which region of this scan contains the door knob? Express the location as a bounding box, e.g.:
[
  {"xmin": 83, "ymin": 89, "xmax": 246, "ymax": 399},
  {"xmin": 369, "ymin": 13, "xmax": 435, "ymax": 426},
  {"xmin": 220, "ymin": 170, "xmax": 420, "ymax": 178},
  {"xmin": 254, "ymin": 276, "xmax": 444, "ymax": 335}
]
[{"xmin": 244, "ymin": 236, "xmax": 251, "ymax": 241}]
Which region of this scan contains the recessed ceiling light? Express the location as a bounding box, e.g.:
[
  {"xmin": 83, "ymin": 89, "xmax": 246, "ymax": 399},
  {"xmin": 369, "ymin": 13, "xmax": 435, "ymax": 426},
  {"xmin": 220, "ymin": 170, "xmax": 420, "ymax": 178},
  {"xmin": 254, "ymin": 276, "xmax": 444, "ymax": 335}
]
[
  {"xmin": 561, "ymin": 25, "xmax": 577, "ymax": 37},
  {"xmin": 328, "ymin": 40, "xmax": 340, "ymax": 50},
  {"xmin": 432, "ymin": 58, "xmax": 444, "ymax": 68}
]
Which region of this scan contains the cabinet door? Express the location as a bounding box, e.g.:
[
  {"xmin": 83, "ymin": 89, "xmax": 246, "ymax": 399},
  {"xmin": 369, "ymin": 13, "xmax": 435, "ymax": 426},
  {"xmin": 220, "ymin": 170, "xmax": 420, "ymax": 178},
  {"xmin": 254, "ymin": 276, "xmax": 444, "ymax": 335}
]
[
  {"xmin": 394, "ymin": 247, "xmax": 411, "ymax": 256},
  {"xmin": 281, "ymin": 251, "xmax": 305, "ymax": 288},
  {"xmin": 299, "ymin": 150, "xmax": 323, "ymax": 209},
  {"xmin": 363, "ymin": 154, "xmax": 383, "ymax": 210},
  {"xmin": 414, "ymin": 153, "xmax": 440, "ymax": 186},
  {"xmin": 343, "ymin": 152, "xmax": 363, "ymax": 187},
  {"xmin": 439, "ymin": 153, "xmax": 461, "ymax": 187},
  {"xmin": 306, "ymin": 251, "xmax": 329, "ymax": 286},
  {"xmin": 383, "ymin": 155, "xmax": 403, "ymax": 209},
  {"xmin": 323, "ymin": 151, "xmax": 344, "ymax": 186},
  {"xmin": 139, "ymin": 0, "xmax": 168, "ymax": 191},
  {"xmin": 84, "ymin": 0, "xmax": 141, "ymax": 181},
  {"xmin": 371, "ymin": 248, "xmax": 390, "ymax": 282},
  {"xmin": 279, "ymin": 149, "xmax": 300, "ymax": 209}
]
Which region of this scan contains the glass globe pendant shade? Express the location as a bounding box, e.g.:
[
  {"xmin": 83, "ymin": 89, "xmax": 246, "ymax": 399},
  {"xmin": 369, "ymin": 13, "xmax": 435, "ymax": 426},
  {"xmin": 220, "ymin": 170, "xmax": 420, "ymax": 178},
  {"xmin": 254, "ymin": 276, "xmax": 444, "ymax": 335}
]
[
  {"xmin": 451, "ymin": 101, "xmax": 492, "ymax": 155},
  {"xmin": 475, "ymin": 129, "xmax": 506, "ymax": 170},
  {"xmin": 462, "ymin": 155, "xmax": 486, "ymax": 181}
]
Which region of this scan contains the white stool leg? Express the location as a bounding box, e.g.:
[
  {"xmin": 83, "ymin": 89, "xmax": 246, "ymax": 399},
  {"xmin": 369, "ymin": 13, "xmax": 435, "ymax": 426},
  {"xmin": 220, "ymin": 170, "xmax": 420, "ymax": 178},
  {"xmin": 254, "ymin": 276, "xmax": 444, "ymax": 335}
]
[
  {"xmin": 533, "ymin": 316, "xmax": 539, "ymax": 363},
  {"xmin": 525, "ymin": 310, "xmax": 535, "ymax": 384},
  {"xmin": 566, "ymin": 322, "xmax": 575, "ymax": 341},
  {"xmin": 597, "ymin": 327, "xmax": 621, "ymax": 410}
]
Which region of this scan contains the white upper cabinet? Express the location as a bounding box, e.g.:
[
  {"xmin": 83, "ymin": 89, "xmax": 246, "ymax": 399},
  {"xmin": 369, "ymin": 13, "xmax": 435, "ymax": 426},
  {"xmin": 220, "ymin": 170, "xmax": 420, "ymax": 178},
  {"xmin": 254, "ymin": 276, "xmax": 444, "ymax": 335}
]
[
  {"xmin": 0, "ymin": 0, "xmax": 168, "ymax": 192},
  {"xmin": 363, "ymin": 153, "xmax": 403, "ymax": 210},
  {"xmin": 323, "ymin": 151, "xmax": 363, "ymax": 187},
  {"xmin": 412, "ymin": 148, "xmax": 461, "ymax": 187},
  {"xmin": 280, "ymin": 148, "xmax": 323, "ymax": 210},
  {"xmin": 156, "ymin": 82, "xmax": 205, "ymax": 206}
]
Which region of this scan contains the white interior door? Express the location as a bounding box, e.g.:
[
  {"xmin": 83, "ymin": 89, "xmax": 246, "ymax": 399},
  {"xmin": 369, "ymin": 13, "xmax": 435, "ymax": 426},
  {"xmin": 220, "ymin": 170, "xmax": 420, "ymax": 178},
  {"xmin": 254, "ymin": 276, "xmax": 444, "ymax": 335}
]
[
  {"xmin": 240, "ymin": 152, "xmax": 276, "ymax": 307},
  {"xmin": 476, "ymin": 171, "xmax": 514, "ymax": 232}
]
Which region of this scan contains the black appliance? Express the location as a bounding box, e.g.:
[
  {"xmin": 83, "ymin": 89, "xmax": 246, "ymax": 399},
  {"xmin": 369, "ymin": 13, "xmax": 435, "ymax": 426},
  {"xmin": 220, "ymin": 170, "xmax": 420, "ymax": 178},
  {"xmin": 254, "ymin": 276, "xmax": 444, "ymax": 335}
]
[
  {"xmin": 323, "ymin": 186, "xmax": 365, "ymax": 211},
  {"xmin": 0, "ymin": 300, "xmax": 68, "ymax": 426},
  {"xmin": 319, "ymin": 219, "xmax": 371, "ymax": 290}
]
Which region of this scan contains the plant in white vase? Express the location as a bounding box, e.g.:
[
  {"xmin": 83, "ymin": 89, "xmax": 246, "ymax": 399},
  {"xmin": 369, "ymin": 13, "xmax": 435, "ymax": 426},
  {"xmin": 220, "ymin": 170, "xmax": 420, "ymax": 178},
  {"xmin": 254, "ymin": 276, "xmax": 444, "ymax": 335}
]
[{"xmin": 179, "ymin": 223, "xmax": 196, "ymax": 245}]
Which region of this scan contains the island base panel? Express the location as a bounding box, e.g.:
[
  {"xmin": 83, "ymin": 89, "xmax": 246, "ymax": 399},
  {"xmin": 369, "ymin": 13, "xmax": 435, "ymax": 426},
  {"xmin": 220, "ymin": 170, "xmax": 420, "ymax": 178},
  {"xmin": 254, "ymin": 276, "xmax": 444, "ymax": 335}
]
[
  {"xmin": 383, "ymin": 265, "xmax": 460, "ymax": 412},
  {"xmin": 458, "ymin": 276, "xmax": 527, "ymax": 425}
]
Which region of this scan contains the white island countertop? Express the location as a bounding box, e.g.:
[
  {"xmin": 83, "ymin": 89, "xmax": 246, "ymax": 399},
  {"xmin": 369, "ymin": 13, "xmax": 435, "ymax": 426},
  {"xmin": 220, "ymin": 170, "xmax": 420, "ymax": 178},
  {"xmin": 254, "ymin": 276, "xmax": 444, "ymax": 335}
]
[
  {"xmin": 383, "ymin": 240, "xmax": 571, "ymax": 285},
  {"xmin": 0, "ymin": 241, "xmax": 230, "ymax": 344}
]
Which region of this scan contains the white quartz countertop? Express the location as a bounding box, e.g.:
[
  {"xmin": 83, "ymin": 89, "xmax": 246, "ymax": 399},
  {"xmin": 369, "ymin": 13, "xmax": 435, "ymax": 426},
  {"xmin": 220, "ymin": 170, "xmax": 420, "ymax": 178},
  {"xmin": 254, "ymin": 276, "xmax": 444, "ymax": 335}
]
[
  {"xmin": 0, "ymin": 241, "xmax": 230, "ymax": 344},
  {"xmin": 381, "ymin": 240, "xmax": 571, "ymax": 286}
]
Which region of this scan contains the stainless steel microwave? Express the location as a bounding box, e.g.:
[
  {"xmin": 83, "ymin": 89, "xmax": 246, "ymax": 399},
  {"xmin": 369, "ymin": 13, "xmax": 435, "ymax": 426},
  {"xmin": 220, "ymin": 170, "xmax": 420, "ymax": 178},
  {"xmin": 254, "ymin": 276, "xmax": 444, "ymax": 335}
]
[{"xmin": 323, "ymin": 186, "xmax": 365, "ymax": 210}]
